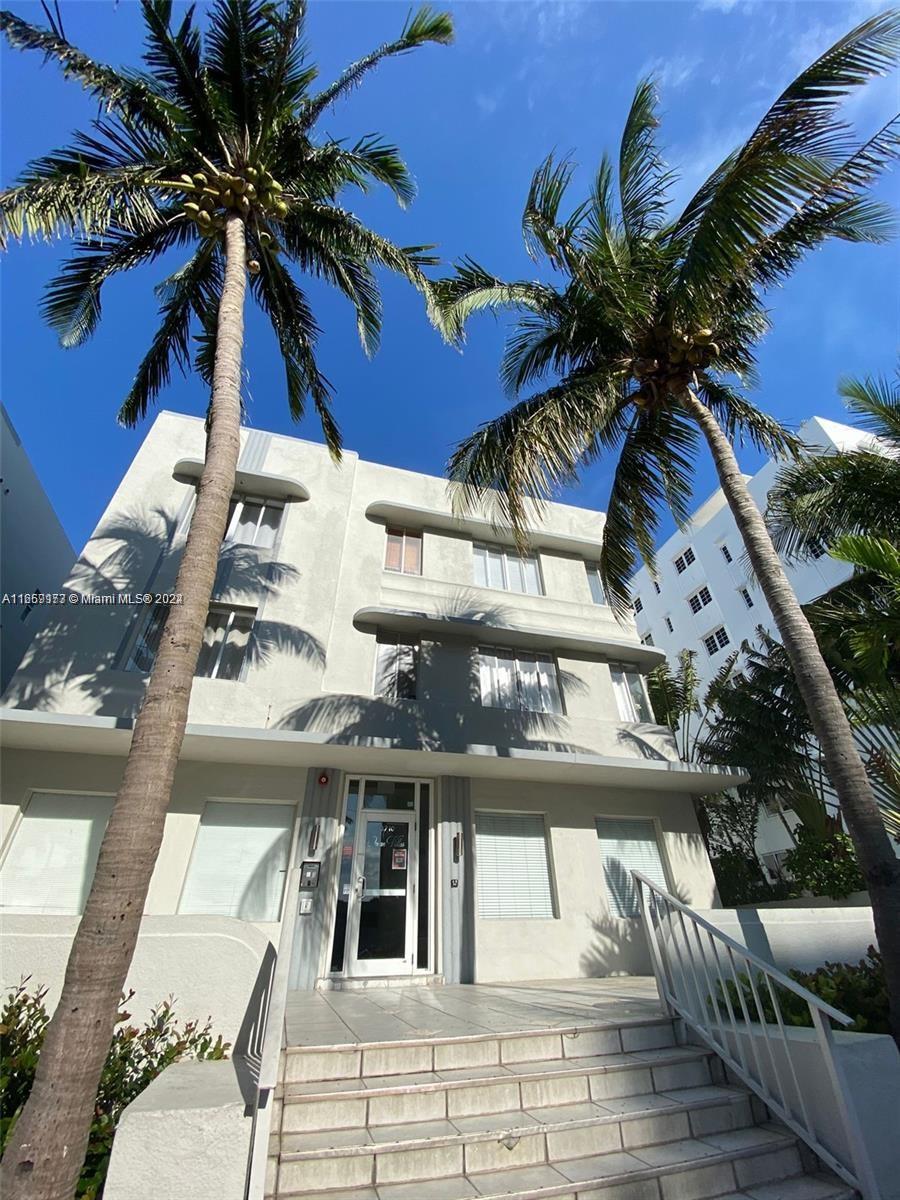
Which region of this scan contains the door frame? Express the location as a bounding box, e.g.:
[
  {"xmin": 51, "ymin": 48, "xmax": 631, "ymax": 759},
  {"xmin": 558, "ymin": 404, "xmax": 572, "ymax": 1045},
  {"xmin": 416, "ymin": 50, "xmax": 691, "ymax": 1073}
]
[
  {"xmin": 345, "ymin": 807, "xmax": 418, "ymax": 976},
  {"xmin": 331, "ymin": 775, "xmax": 434, "ymax": 979}
]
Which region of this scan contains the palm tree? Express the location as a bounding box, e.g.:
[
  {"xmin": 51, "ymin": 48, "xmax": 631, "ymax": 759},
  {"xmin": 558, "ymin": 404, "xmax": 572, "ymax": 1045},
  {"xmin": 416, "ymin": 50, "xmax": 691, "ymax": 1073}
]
[
  {"xmin": 0, "ymin": 2, "xmax": 452, "ymax": 1196},
  {"xmin": 435, "ymin": 13, "xmax": 900, "ymax": 1045}
]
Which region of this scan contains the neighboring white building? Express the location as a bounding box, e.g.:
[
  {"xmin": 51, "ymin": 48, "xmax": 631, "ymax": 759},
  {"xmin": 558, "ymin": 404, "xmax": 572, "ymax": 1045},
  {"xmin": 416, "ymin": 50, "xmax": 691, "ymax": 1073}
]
[
  {"xmin": 628, "ymin": 416, "xmax": 871, "ymax": 870},
  {"xmin": 0, "ymin": 405, "xmax": 75, "ymax": 691},
  {"xmin": 0, "ymin": 410, "xmax": 740, "ymax": 1015}
]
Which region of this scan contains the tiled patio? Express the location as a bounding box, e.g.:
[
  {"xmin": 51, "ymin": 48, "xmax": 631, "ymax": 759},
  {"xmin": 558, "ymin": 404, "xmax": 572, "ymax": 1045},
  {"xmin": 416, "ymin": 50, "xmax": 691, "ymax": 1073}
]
[{"xmin": 284, "ymin": 977, "xmax": 664, "ymax": 1047}]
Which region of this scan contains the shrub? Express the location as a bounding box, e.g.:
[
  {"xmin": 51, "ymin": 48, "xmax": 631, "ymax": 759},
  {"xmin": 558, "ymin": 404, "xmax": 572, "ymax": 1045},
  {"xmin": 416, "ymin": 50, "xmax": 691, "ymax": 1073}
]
[
  {"xmin": 710, "ymin": 849, "xmax": 792, "ymax": 907},
  {"xmin": 709, "ymin": 946, "xmax": 888, "ymax": 1034},
  {"xmin": 1, "ymin": 980, "xmax": 229, "ymax": 1198},
  {"xmin": 782, "ymin": 827, "xmax": 865, "ymax": 900}
]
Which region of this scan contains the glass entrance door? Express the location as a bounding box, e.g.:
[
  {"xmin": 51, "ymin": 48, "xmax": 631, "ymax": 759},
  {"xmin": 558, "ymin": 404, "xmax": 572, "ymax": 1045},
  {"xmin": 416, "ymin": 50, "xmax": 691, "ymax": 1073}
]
[{"xmin": 346, "ymin": 812, "xmax": 416, "ymax": 975}]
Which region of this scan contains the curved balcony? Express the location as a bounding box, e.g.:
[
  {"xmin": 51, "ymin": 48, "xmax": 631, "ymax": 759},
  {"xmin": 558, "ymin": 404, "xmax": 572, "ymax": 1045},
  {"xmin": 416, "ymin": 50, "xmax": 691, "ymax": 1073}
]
[
  {"xmin": 353, "ymin": 604, "xmax": 664, "ymax": 671},
  {"xmin": 364, "ymin": 501, "xmax": 603, "ymax": 559},
  {"xmin": 173, "ymin": 459, "xmax": 310, "ymax": 502}
]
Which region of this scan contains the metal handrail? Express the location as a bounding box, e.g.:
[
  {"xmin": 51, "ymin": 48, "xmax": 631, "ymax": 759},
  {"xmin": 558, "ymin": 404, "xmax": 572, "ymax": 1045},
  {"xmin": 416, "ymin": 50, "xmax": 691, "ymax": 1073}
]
[
  {"xmin": 632, "ymin": 870, "xmax": 880, "ymax": 1200},
  {"xmin": 244, "ymin": 865, "xmax": 303, "ymax": 1200}
]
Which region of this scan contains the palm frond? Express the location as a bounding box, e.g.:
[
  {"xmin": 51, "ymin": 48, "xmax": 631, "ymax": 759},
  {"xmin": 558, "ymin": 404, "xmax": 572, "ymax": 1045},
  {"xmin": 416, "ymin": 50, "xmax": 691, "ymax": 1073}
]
[
  {"xmin": 205, "ymin": 0, "xmax": 276, "ymax": 139},
  {"xmin": 697, "ymin": 377, "xmax": 803, "ymax": 458},
  {"xmin": 118, "ymin": 239, "xmax": 220, "ymax": 426},
  {"xmin": 522, "ymin": 154, "xmax": 581, "ymax": 265},
  {"xmin": 839, "ymin": 368, "xmax": 900, "ymax": 447},
  {"xmin": 301, "ymin": 5, "xmax": 452, "ymax": 126},
  {"xmin": 432, "ymin": 257, "xmax": 558, "ymax": 344},
  {"xmin": 140, "ymin": 0, "xmax": 218, "ymax": 144},
  {"xmin": 618, "ymin": 77, "xmax": 674, "ymax": 238}
]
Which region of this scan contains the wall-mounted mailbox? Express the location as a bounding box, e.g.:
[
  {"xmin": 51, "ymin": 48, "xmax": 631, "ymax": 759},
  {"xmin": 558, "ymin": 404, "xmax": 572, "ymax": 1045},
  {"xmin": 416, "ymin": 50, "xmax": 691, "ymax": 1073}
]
[{"xmin": 300, "ymin": 860, "xmax": 321, "ymax": 889}]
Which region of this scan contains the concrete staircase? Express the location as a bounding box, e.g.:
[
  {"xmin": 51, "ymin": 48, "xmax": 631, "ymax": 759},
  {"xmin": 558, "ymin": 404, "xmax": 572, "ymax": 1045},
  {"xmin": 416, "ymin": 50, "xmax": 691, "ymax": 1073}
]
[{"xmin": 266, "ymin": 1013, "xmax": 853, "ymax": 1200}]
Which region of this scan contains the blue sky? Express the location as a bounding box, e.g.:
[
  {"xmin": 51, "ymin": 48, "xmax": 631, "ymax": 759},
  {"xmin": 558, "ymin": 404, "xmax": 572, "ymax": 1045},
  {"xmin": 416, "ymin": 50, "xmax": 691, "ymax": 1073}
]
[{"xmin": 2, "ymin": 0, "xmax": 898, "ymax": 551}]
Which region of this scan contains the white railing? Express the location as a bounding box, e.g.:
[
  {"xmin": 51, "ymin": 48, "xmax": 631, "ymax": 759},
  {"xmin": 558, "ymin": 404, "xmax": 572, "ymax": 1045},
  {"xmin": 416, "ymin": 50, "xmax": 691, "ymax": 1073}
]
[
  {"xmin": 633, "ymin": 871, "xmax": 880, "ymax": 1200},
  {"xmin": 244, "ymin": 865, "xmax": 302, "ymax": 1200}
]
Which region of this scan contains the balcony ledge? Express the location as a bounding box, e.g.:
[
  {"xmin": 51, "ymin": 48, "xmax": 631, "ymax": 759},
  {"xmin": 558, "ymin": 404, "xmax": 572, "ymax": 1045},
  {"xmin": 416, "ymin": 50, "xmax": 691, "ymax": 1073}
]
[
  {"xmin": 353, "ymin": 605, "xmax": 665, "ymax": 671},
  {"xmin": 365, "ymin": 501, "xmax": 603, "ymax": 559},
  {"xmin": 173, "ymin": 459, "xmax": 310, "ymax": 502}
]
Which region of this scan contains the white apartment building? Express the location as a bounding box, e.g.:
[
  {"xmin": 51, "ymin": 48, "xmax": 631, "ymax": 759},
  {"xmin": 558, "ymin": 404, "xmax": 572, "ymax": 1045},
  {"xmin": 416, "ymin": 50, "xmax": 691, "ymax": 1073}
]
[
  {"xmin": 0, "ymin": 410, "xmax": 741, "ymax": 1018},
  {"xmin": 0, "ymin": 404, "xmax": 75, "ymax": 691},
  {"xmin": 628, "ymin": 416, "xmax": 870, "ymax": 868}
]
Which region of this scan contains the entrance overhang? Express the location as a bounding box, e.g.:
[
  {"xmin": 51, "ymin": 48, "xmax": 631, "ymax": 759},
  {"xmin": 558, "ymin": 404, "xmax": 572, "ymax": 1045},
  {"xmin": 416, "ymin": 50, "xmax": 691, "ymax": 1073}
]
[{"xmin": 0, "ymin": 708, "xmax": 747, "ymax": 793}]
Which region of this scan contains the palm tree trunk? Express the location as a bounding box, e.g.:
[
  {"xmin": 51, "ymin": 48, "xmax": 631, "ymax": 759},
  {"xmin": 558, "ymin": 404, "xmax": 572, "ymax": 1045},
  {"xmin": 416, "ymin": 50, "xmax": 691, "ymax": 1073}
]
[
  {"xmin": 2, "ymin": 214, "xmax": 248, "ymax": 1200},
  {"xmin": 681, "ymin": 387, "xmax": 900, "ymax": 1047}
]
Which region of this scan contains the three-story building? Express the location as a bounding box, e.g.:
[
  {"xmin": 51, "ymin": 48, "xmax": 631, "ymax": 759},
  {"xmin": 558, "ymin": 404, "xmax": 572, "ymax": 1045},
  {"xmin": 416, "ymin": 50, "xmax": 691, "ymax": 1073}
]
[{"xmin": 0, "ymin": 411, "xmax": 740, "ymax": 1002}]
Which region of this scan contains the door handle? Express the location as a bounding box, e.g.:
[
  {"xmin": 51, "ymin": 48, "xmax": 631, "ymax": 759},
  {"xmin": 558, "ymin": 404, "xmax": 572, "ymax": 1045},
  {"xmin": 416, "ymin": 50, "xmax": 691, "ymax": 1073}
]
[{"xmin": 356, "ymin": 874, "xmax": 366, "ymax": 897}]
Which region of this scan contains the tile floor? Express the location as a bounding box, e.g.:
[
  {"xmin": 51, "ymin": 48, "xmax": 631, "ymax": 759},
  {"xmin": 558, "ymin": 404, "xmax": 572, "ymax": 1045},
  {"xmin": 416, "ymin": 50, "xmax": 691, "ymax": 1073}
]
[{"xmin": 284, "ymin": 978, "xmax": 664, "ymax": 1048}]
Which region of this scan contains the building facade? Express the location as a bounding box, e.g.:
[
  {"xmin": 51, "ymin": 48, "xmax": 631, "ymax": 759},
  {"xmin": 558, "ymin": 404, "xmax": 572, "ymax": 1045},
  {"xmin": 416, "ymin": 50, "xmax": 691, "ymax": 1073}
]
[
  {"xmin": 628, "ymin": 416, "xmax": 871, "ymax": 870},
  {"xmin": 0, "ymin": 411, "xmax": 740, "ymax": 1004},
  {"xmin": 0, "ymin": 405, "xmax": 75, "ymax": 691}
]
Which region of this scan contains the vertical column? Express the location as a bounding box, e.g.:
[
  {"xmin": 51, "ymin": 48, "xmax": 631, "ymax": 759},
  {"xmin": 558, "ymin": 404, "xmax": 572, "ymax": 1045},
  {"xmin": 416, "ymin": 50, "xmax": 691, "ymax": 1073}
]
[
  {"xmin": 438, "ymin": 776, "xmax": 475, "ymax": 984},
  {"xmin": 287, "ymin": 767, "xmax": 343, "ymax": 991}
]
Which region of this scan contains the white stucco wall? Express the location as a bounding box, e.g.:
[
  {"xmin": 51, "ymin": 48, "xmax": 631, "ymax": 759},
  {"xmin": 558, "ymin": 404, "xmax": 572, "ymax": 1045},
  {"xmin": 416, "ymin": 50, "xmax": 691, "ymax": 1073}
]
[
  {"xmin": 1, "ymin": 914, "xmax": 270, "ymax": 1043},
  {"xmin": 470, "ymin": 778, "xmax": 716, "ymax": 982},
  {"xmin": 692, "ymin": 905, "xmax": 877, "ymax": 975}
]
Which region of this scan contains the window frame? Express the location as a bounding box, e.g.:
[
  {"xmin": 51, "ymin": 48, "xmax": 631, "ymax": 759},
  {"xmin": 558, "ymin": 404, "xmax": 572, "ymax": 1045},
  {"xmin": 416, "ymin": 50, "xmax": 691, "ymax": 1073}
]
[
  {"xmin": 687, "ymin": 585, "xmax": 713, "ymax": 615},
  {"xmin": 196, "ymin": 604, "xmax": 256, "ymax": 681},
  {"xmin": 674, "ymin": 546, "xmax": 696, "ymax": 575},
  {"xmin": 595, "ymin": 814, "xmax": 671, "ymax": 919},
  {"xmin": 476, "ymin": 645, "xmax": 564, "ymax": 715},
  {"xmin": 739, "ymin": 586, "xmax": 755, "ymax": 609},
  {"xmin": 609, "ymin": 666, "xmax": 654, "ymax": 723},
  {"xmin": 373, "ymin": 633, "xmax": 419, "ymax": 701},
  {"xmin": 585, "ymin": 563, "xmax": 606, "ymax": 606},
  {"xmin": 384, "ymin": 527, "xmax": 423, "ymax": 576},
  {"xmin": 473, "ymin": 542, "xmax": 544, "ymax": 596},
  {"xmin": 720, "ymin": 543, "xmax": 733, "ymax": 564},
  {"xmin": 473, "ymin": 809, "xmax": 558, "ymax": 921},
  {"xmin": 223, "ymin": 494, "xmax": 285, "ymax": 550},
  {"xmin": 664, "ymin": 615, "xmax": 674, "ymax": 633},
  {"xmin": 703, "ymin": 625, "xmax": 731, "ymax": 657}
]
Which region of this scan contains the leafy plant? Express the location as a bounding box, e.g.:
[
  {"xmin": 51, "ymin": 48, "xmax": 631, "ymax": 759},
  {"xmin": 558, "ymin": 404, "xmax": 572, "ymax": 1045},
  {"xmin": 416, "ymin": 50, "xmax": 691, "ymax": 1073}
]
[
  {"xmin": 709, "ymin": 946, "xmax": 888, "ymax": 1034},
  {"xmin": 710, "ymin": 849, "xmax": 792, "ymax": 907},
  {"xmin": 783, "ymin": 825, "xmax": 865, "ymax": 900},
  {"xmin": 0, "ymin": 981, "xmax": 228, "ymax": 1198}
]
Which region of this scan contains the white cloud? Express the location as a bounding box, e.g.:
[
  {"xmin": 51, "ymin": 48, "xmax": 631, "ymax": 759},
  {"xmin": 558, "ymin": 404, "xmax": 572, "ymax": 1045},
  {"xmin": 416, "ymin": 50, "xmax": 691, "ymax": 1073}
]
[{"xmin": 641, "ymin": 53, "xmax": 703, "ymax": 91}]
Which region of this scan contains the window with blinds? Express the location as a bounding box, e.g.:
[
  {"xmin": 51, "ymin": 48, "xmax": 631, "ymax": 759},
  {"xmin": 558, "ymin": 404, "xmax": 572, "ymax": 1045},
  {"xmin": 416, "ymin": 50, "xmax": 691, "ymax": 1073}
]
[
  {"xmin": 475, "ymin": 812, "xmax": 555, "ymax": 920},
  {"xmin": 595, "ymin": 817, "xmax": 668, "ymax": 918},
  {"xmin": 473, "ymin": 543, "xmax": 543, "ymax": 595},
  {"xmin": 224, "ymin": 495, "xmax": 284, "ymax": 549},
  {"xmin": 0, "ymin": 792, "xmax": 113, "ymax": 914},
  {"xmin": 179, "ymin": 801, "xmax": 294, "ymax": 922}
]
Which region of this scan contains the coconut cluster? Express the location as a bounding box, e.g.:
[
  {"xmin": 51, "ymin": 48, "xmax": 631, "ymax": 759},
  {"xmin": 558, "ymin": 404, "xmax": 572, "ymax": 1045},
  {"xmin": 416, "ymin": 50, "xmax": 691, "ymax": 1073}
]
[
  {"xmin": 630, "ymin": 325, "xmax": 720, "ymax": 406},
  {"xmin": 171, "ymin": 165, "xmax": 288, "ymax": 273}
]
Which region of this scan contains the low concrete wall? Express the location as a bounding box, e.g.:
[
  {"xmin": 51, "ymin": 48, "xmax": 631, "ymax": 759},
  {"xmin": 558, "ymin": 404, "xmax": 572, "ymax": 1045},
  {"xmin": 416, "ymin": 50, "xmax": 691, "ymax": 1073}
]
[
  {"xmin": 693, "ymin": 905, "xmax": 876, "ymax": 974},
  {"xmin": 103, "ymin": 1059, "xmax": 250, "ymax": 1200},
  {"xmin": 1, "ymin": 914, "xmax": 271, "ymax": 1043},
  {"xmin": 698, "ymin": 1024, "xmax": 900, "ymax": 1200},
  {"xmin": 752, "ymin": 891, "xmax": 871, "ymax": 909}
]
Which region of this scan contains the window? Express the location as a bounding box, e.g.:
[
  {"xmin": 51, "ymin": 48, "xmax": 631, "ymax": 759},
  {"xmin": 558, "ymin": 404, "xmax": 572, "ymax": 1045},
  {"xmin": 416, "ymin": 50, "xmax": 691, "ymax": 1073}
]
[
  {"xmin": 674, "ymin": 547, "xmax": 696, "ymax": 574},
  {"xmin": 374, "ymin": 634, "xmax": 418, "ymax": 700},
  {"xmin": 477, "ymin": 647, "xmax": 563, "ymax": 714},
  {"xmin": 475, "ymin": 812, "xmax": 555, "ymax": 919},
  {"xmin": 664, "ymin": 616, "xmax": 674, "ymax": 633},
  {"xmin": 653, "ymin": 581, "xmax": 661, "ymax": 594},
  {"xmin": 127, "ymin": 603, "xmax": 255, "ymax": 679},
  {"xmin": 473, "ymin": 543, "xmax": 542, "ymax": 595},
  {"xmin": 740, "ymin": 587, "xmax": 754, "ymax": 609},
  {"xmin": 224, "ymin": 496, "xmax": 283, "ymax": 549},
  {"xmin": 0, "ymin": 793, "xmax": 113, "ymax": 914},
  {"xmin": 687, "ymin": 586, "xmax": 713, "ymax": 615},
  {"xmin": 196, "ymin": 606, "xmax": 255, "ymax": 680},
  {"xmin": 641, "ymin": 633, "xmax": 654, "ymax": 646},
  {"xmin": 809, "ymin": 539, "xmax": 827, "ymax": 560},
  {"xmin": 596, "ymin": 817, "xmax": 668, "ymax": 918},
  {"xmin": 720, "ymin": 544, "xmax": 733, "ymax": 564},
  {"xmin": 585, "ymin": 563, "xmax": 605, "ymax": 605},
  {"xmin": 610, "ymin": 668, "xmax": 654, "ymax": 723},
  {"xmin": 633, "ymin": 596, "xmax": 643, "ymax": 614},
  {"xmin": 703, "ymin": 626, "xmax": 731, "ymax": 656},
  {"xmin": 384, "ymin": 528, "xmax": 422, "ymax": 575},
  {"xmin": 179, "ymin": 801, "xmax": 293, "ymax": 921}
]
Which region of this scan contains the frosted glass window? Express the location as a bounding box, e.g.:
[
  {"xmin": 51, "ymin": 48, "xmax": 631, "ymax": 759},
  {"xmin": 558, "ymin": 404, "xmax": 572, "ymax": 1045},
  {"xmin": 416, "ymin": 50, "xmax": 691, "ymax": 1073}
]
[
  {"xmin": 596, "ymin": 817, "xmax": 668, "ymax": 918},
  {"xmin": 473, "ymin": 543, "xmax": 542, "ymax": 595},
  {"xmin": 476, "ymin": 812, "xmax": 555, "ymax": 919},
  {"xmin": 179, "ymin": 801, "xmax": 294, "ymax": 921},
  {"xmin": 0, "ymin": 793, "xmax": 113, "ymax": 914}
]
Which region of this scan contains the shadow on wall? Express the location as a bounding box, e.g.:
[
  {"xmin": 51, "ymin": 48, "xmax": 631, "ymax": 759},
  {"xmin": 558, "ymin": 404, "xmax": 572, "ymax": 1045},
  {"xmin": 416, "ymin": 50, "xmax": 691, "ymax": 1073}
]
[
  {"xmin": 2, "ymin": 503, "xmax": 323, "ymax": 718},
  {"xmin": 276, "ymin": 596, "xmax": 592, "ymax": 757},
  {"xmin": 580, "ymin": 858, "xmax": 691, "ymax": 978}
]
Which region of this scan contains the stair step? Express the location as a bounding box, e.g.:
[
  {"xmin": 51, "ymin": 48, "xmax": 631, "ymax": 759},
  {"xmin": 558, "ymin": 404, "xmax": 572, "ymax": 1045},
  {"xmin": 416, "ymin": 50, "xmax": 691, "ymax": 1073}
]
[
  {"xmin": 268, "ymin": 1126, "xmax": 851, "ymax": 1200},
  {"xmin": 279, "ymin": 1047, "xmax": 720, "ymax": 1132},
  {"xmin": 283, "ymin": 1017, "xmax": 679, "ymax": 1084}
]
